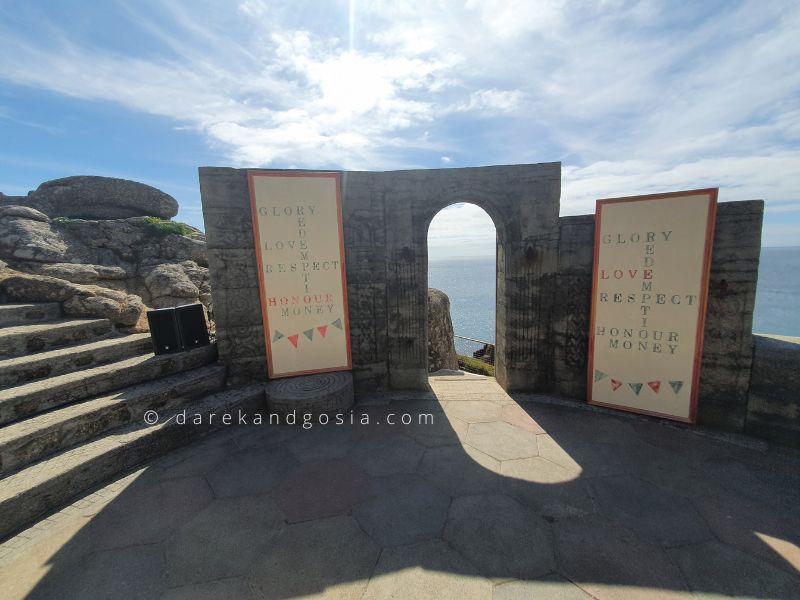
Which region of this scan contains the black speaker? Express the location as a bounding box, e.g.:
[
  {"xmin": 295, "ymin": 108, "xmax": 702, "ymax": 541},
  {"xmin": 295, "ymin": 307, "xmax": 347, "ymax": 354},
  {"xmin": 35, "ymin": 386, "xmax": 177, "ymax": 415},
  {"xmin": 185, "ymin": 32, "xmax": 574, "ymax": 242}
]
[
  {"xmin": 175, "ymin": 303, "xmax": 210, "ymax": 349},
  {"xmin": 147, "ymin": 308, "xmax": 182, "ymax": 355}
]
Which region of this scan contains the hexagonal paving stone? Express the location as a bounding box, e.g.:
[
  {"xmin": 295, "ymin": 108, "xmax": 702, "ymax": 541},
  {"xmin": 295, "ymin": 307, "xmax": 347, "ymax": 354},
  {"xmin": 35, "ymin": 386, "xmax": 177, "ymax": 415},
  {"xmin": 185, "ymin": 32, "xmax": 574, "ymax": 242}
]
[
  {"xmin": 443, "ymin": 493, "xmax": 554, "ymax": 579},
  {"xmin": 29, "ymin": 544, "xmax": 166, "ymax": 600},
  {"xmin": 690, "ymin": 493, "xmax": 800, "ymax": 573},
  {"xmin": 353, "ymin": 474, "xmax": 450, "ymax": 546},
  {"xmin": 553, "ymin": 515, "xmax": 689, "ymax": 600},
  {"xmin": 362, "ymin": 540, "xmax": 493, "ymax": 599},
  {"xmin": 501, "ymin": 404, "xmax": 546, "ymax": 434},
  {"xmin": 155, "ymin": 439, "xmax": 233, "ymax": 481},
  {"xmin": 590, "ymin": 475, "xmax": 712, "ymax": 546},
  {"xmin": 164, "ymin": 495, "xmax": 284, "ymax": 587},
  {"xmin": 443, "ymin": 400, "xmax": 502, "ymax": 423},
  {"xmin": 247, "ymin": 515, "xmax": 380, "ymax": 599},
  {"xmin": 417, "ymin": 444, "xmax": 503, "ymax": 497},
  {"xmin": 161, "ymin": 577, "xmax": 256, "ymax": 600},
  {"xmin": 501, "ymin": 456, "xmax": 578, "ymax": 484},
  {"xmin": 667, "ymin": 539, "xmax": 800, "ymax": 599},
  {"xmin": 404, "ymin": 410, "xmax": 468, "ymax": 448},
  {"xmin": 348, "ymin": 433, "xmax": 425, "ymax": 476},
  {"xmin": 233, "ymin": 422, "xmax": 301, "ymax": 450},
  {"xmin": 82, "ymin": 476, "xmax": 214, "ymax": 551},
  {"xmin": 494, "ymin": 575, "xmax": 593, "ymax": 599},
  {"xmin": 275, "ymin": 458, "xmax": 369, "ymax": 522},
  {"xmin": 206, "ymin": 444, "xmax": 298, "ymax": 498},
  {"xmin": 466, "ymin": 421, "xmax": 539, "ymax": 461},
  {"xmin": 286, "ymin": 425, "xmax": 359, "ymax": 462},
  {"xmin": 536, "ymin": 435, "xmax": 627, "ymax": 478}
]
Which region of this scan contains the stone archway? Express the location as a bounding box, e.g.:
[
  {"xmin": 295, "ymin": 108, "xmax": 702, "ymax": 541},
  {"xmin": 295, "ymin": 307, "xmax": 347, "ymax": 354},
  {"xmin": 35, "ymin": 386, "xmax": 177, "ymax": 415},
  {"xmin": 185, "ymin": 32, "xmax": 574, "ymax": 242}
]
[
  {"xmin": 199, "ymin": 162, "xmax": 563, "ymax": 395},
  {"xmin": 340, "ymin": 163, "xmax": 562, "ymax": 392},
  {"xmin": 424, "ymin": 202, "xmax": 500, "ymax": 375}
]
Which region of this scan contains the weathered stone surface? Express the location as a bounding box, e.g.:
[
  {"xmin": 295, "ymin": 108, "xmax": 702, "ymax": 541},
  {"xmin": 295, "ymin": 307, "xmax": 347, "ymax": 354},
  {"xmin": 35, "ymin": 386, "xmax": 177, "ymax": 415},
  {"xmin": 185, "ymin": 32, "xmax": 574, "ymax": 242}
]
[
  {"xmin": 353, "ymin": 474, "xmax": 449, "ymax": 546},
  {"xmin": 465, "ymin": 421, "xmax": 539, "ymax": 461},
  {"xmin": 164, "ymin": 495, "xmax": 284, "ymax": 586},
  {"xmin": 247, "ymin": 516, "xmax": 380, "ymax": 599},
  {"xmin": 144, "ymin": 263, "xmax": 199, "ymax": 305},
  {"xmin": 349, "ymin": 433, "xmax": 425, "ymax": 477},
  {"xmin": 265, "ymin": 371, "xmax": 354, "ymax": 419},
  {"xmin": 554, "ymin": 515, "xmax": 690, "ymax": 599},
  {"xmin": 444, "ymin": 493, "xmax": 555, "ymax": 578},
  {"xmin": 21, "ymin": 175, "xmax": 179, "ymax": 219},
  {"xmin": 206, "ymin": 445, "xmax": 297, "ymax": 498},
  {"xmin": 418, "ymin": 444, "xmax": 502, "ymax": 497},
  {"xmin": 275, "ymin": 458, "xmax": 369, "ymax": 522},
  {"xmin": 746, "ymin": 334, "xmax": 800, "ymax": 446},
  {"xmin": 0, "ymin": 344, "xmax": 218, "ymax": 425},
  {"xmin": 362, "ymin": 540, "xmax": 493, "ymax": 599},
  {"xmin": 0, "ymin": 183, "xmax": 209, "ymax": 313},
  {"xmin": 200, "ymin": 163, "xmax": 562, "ymax": 392},
  {"xmin": 0, "ymin": 273, "xmax": 147, "ymax": 329},
  {"xmin": 589, "ymin": 475, "xmax": 712, "ymax": 546},
  {"xmin": 0, "ymin": 205, "xmax": 49, "ymax": 222},
  {"xmin": 494, "ymin": 576, "xmax": 593, "ymax": 600},
  {"xmin": 0, "ymin": 216, "xmax": 68, "ymax": 263},
  {"xmin": 427, "ymin": 287, "xmax": 458, "ymax": 372},
  {"xmin": 667, "ymin": 540, "xmax": 800, "ymax": 599}
]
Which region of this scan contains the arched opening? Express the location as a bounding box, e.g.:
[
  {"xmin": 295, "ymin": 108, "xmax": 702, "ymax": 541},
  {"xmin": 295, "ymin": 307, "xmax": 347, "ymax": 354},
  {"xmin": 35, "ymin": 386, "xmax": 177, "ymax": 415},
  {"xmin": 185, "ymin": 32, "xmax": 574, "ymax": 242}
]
[{"xmin": 426, "ymin": 203, "xmax": 498, "ymax": 376}]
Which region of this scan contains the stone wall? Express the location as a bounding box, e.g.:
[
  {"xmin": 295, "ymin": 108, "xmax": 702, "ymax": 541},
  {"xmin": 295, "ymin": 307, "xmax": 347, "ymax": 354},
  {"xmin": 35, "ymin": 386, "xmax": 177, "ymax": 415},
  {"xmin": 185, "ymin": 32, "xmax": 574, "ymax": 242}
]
[
  {"xmin": 552, "ymin": 200, "xmax": 764, "ymax": 432},
  {"xmin": 746, "ymin": 334, "xmax": 800, "ymax": 446},
  {"xmin": 200, "ymin": 164, "xmax": 562, "ymax": 389},
  {"xmin": 199, "ymin": 165, "xmax": 767, "ymax": 436}
]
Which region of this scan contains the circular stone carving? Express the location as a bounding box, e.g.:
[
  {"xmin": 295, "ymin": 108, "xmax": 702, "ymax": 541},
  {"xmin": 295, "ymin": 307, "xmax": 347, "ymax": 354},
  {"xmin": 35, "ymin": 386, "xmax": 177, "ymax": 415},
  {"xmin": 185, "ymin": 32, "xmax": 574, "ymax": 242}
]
[{"xmin": 265, "ymin": 371, "xmax": 354, "ymax": 421}]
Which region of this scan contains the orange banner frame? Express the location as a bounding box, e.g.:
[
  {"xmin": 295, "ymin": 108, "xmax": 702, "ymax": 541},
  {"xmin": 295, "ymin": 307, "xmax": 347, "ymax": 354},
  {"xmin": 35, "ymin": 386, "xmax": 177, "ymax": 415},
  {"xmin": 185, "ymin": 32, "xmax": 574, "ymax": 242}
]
[
  {"xmin": 248, "ymin": 171, "xmax": 352, "ymax": 379},
  {"xmin": 587, "ymin": 189, "xmax": 717, "ymax": 423}
]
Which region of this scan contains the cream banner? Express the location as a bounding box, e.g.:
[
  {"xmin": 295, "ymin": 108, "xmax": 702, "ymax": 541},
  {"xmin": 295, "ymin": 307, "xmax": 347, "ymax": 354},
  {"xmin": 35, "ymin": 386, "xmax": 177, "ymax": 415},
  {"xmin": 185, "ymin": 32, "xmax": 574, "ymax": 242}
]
[
  {"xmin": 248, "ymin": 172, "xmax": 352, "ymax": 378},
  {"xmin": 588, "ymin": 189, "xmax": 717, "ymax": 422}
]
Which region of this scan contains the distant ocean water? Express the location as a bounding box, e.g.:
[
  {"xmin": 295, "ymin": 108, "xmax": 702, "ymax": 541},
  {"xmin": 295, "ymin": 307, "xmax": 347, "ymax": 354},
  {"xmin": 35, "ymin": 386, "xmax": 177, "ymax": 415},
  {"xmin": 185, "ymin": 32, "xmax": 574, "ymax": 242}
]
[{"xmin": 428, "ymin": 247, "xmax": 800, "ymax": 346}]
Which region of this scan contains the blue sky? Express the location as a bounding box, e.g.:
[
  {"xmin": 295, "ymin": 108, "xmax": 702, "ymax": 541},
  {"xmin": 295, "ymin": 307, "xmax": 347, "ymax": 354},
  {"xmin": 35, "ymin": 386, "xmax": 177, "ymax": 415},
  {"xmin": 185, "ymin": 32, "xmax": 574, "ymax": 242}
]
[{"xmin": 1, "ymin": 0, "xmax": 798, "ymax": 257}]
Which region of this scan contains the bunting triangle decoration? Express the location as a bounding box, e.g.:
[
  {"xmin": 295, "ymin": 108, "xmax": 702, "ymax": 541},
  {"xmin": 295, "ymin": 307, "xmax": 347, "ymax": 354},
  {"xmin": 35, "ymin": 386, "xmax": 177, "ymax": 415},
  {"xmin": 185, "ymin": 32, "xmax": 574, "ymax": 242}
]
[
  {"xmin": 276, "ymin": 318, "xmax": 345, "ymax": 349},
  {"xmin": 596, "ymin": 371, "xmax": 674, "ymax": 395}
]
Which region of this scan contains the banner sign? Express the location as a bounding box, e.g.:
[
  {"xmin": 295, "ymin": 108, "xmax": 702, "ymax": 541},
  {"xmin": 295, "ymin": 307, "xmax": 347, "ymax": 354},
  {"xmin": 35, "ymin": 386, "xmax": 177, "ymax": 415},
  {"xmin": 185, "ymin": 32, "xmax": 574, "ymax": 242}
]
[
  {"xmin": 248, "ymin": 171, "xmax": 352, "ymax": 378},
  {"xmin": 587, "ymin": 189, "xmax": 717, "ymax": 422}
]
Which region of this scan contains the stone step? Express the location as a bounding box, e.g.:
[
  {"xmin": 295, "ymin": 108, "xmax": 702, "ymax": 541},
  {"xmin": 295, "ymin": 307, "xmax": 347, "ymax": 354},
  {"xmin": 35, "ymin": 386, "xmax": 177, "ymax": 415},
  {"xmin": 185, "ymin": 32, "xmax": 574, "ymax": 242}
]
[
  {"xmin": 0, "ymin": 333, "xmax": 153, "ymax": 388},
  {"xmin": 0, "ymin": 344, "xmax": 218, "ymax": 426},
  {"xmin": 0, "ymin": 384, "xmax": 265, "ymax": 539},
  {"xmin": 0, "ymin": 364, "xmax": 227, "ymax": 473},
  {"xmin": 0, "ymin": 303, "xmax": 62, "ymax": 327},
  {"xmin": 0, "ymin": 318, "xmax": 114, "ymax": 358}
]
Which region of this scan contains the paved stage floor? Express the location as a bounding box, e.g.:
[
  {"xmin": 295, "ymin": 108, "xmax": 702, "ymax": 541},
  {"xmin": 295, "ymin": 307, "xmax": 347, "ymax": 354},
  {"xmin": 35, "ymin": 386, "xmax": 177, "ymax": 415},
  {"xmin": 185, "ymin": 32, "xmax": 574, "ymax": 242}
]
[{"xmin": 1, "ymin": 373, "xmax": 799, "ymax": 599}]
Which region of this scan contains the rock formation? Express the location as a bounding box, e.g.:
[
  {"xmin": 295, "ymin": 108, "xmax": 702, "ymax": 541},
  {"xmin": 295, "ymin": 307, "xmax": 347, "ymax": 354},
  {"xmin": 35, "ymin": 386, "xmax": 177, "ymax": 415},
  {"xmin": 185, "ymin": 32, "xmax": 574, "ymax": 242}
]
[
  {"xmin": 0, "ymin": 176, "xmax": 211, "ymax": 326},
  {"xmin": 427, "ymin": 287, "xmax": 459, "ymax": 372},
  {"xmin": 0, "ymin": 270, "xmax": 148, "ymax": 330},
  {"xmin": 4, "ymin": 175, "xmax": 179, "ymax": 220}
]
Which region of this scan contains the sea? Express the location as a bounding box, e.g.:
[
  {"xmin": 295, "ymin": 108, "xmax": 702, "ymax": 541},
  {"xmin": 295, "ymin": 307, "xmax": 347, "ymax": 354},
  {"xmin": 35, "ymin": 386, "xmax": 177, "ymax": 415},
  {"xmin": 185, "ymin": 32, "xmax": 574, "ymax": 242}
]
[{"xmin": 428, "ymin": 246, "xmax": 800, "ymax": 348}]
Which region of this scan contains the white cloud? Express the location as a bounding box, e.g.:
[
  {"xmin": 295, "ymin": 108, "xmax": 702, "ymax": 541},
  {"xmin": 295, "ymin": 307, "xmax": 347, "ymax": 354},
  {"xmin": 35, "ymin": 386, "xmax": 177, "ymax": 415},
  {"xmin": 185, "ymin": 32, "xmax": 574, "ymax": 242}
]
[
  {"xmin": 0, "ymin": 0, "xmax": 798, "ymax": 244},
  {"xmin": 428, "ymin": 203, "xmax": 496, "ymax": 259}
]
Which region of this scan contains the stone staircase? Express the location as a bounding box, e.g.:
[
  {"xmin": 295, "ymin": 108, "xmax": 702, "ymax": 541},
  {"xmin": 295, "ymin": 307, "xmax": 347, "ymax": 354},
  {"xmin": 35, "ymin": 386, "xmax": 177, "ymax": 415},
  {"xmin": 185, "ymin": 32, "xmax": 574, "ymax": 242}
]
[{"xmin": 0, "ymin": 302, "xmax": 264, "ymax": 539}]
